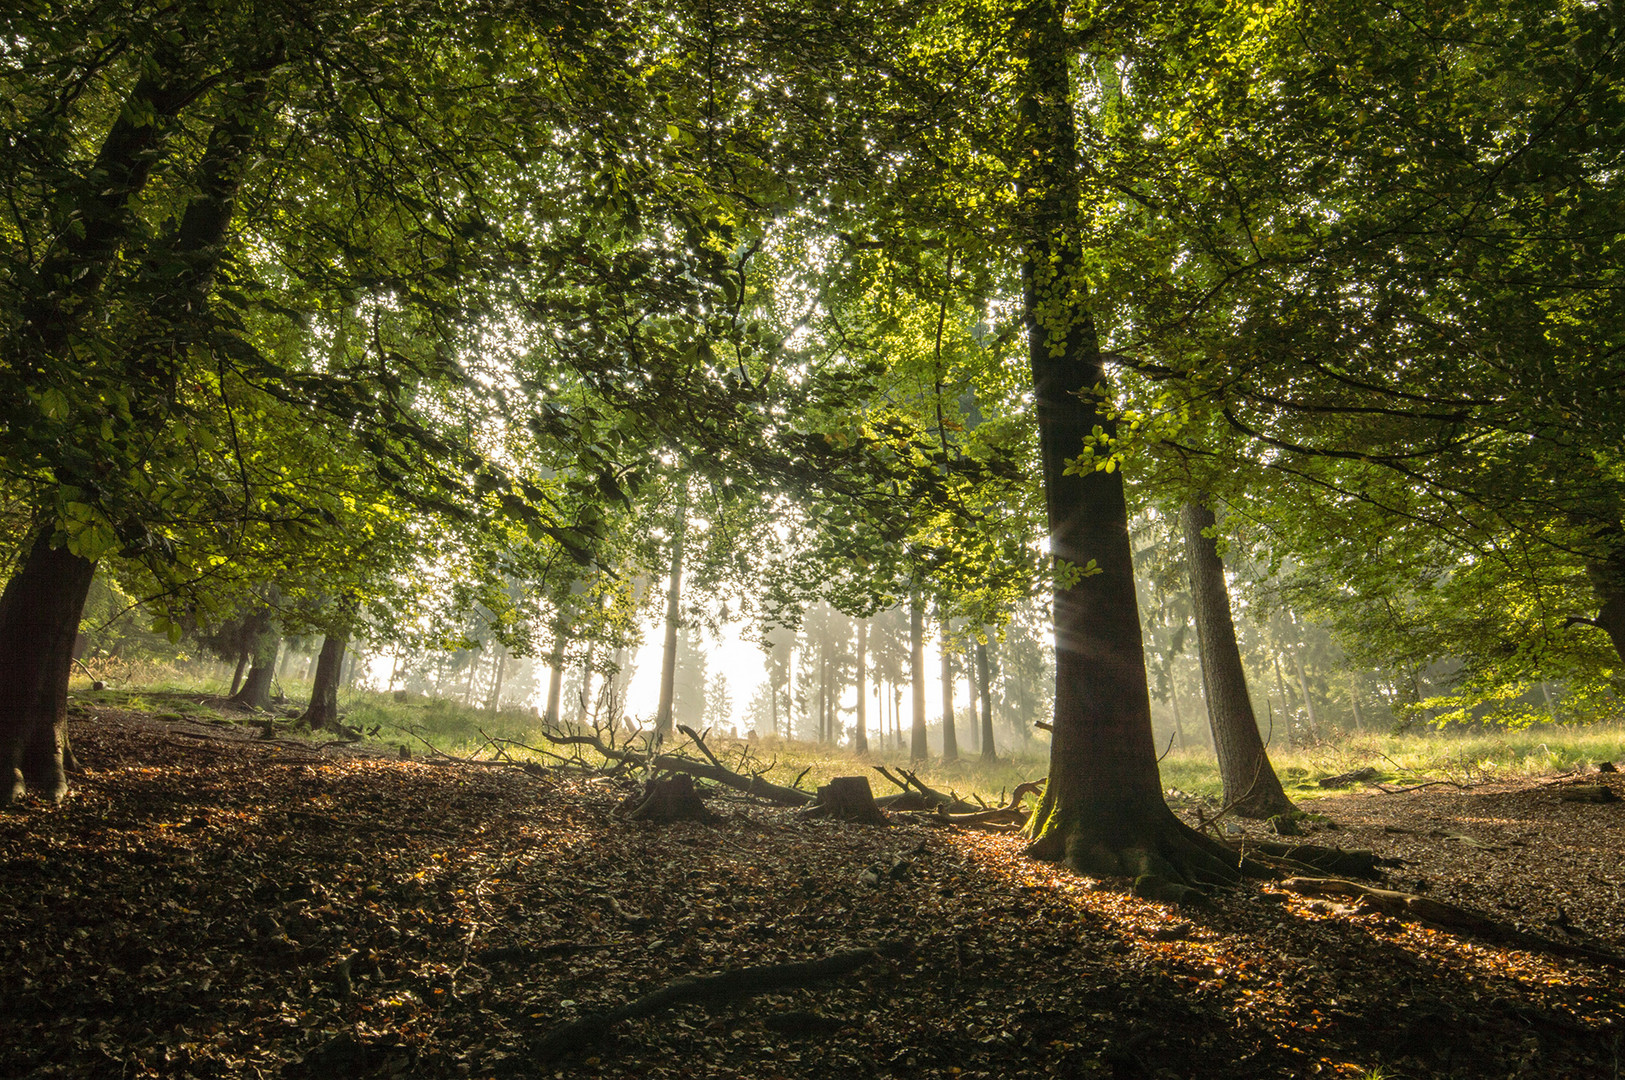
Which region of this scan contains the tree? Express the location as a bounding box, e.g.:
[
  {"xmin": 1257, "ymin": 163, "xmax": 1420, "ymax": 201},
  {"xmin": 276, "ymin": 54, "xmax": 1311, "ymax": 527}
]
[
  {"xmin": 1182, "ymin": 501, "xmax": 1294, "ymax": 817},
  {"xmin": 1013, "ymin": 0, "xmax": 1238, "ymax": 883}
]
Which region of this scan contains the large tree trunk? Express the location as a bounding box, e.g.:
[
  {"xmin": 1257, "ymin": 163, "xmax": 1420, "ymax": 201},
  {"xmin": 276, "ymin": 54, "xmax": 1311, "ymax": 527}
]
[
  {"xmin": 854, "ymin": 620, "xmax": 869, "ymax": 754},
  {"xmin": 230, "ymin": 619, "xmax": 280, "ymax": 711},
  {"xmin": 977, "ymin": 640, "xmax": 996, "ymax": 762},
  {"xmin": 909, "ymin": 592, "xmax": 929, "ymax": 760},
  {"xmin": 1181, "ymin": 501, "xmax": 1295, "ymax": 818},
  {"xmin": 939, "ymin": 607, "xmax": 959, "ymax": 763},
  {"xmin": 1582, "ymin": 544, "xmax": 1625, "ymax": 663},
  {"xmin": 1018, "ymin": 0, "xmax": 1237, "ymax": 886},
  {"xmin": 0, "ymin": 530, "xmax": 98, "ymax": 803},
  {"xmin": 298, "ymin": 633, "xmax": 347, "ymax": 731}
]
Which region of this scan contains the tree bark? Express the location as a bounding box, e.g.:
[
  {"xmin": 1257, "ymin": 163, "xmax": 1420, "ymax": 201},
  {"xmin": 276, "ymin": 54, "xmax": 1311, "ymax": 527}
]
[
  {"xmin": 1017, "ymin": 0, "xmax": 1238, "ymax": 885},
  {"xmin": 545, "ymin": 635, "xmax": 566, "ymax": 726},
  {"xmin": 230, "ymin": 647, "xmax": 250, "ymax": 697},
  {"xmin": 854, "ymin": 619, "xmax": 869, "ymax": 754},
  {"xmin": 230, "ymin": 618, "xmax": 279, "ymax": 711},
  {"xmin": 298, "ymin": 633, "xmax": 347, "ymax": 731},
  {"xmin": 909, "ymin": 591, "xmax": 929, "ymax": 760},
  {"xmin": 939, "ymin": 606, "xmax": 959, "ymax": 763},
  {"xmin": 0, "ymin": 529, "xmax": 98, "ymax": 803},
  {"xmin": 655, "ymin": 487, "xmax": 688, "ymax": 739},
  {"xmin": 1181, "ymin": 501, "xmax": 1295, "ymax": 818},
  {"xmin": 1584, "ymin": 546, "xmax": 1625, "ymax": 664},
  {"xmin": 977, "ymin": 640, "xmax": 996, "ymax": 762}
]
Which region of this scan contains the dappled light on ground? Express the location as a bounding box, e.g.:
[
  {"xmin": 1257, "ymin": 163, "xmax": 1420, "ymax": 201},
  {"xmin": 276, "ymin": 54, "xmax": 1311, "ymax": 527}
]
[{"xmin": 1, "ymin": 708, "xmax": 1620, "ymax": 1079}]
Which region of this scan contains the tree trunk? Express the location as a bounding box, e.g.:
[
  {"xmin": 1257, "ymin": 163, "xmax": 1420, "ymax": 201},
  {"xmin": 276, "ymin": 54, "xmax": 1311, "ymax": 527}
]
[
  {"xmin": 655, "ymin": 488, "xmax": 688, "ymax": 739},
  {"xmin": 1271, "ymin": 653, "xmax": 1296, "ymax": 747},
  {"xmin": 298, "ymin": 634, "xmax": 347, "ymax": 731},
  {"xmin": 545, "ymin": 635, "xmax": 566, "ymax": 726},
  {"xmin": 939, "ymin": 607, "xmax": 959, "ymax": 764},
  {"xmin": 1168, "ymin": 671, "xmax": 1187, "ymax": 750},
  {"xmin": 854, "ymin": 620, "xmax": 869, "ymax": 754},
  {"xmin": 964, "ymin": 642, "xmax": 979, "ymax": 754},
  {"xmin": 0, "ymin": 529, "xmax": 98, "ymax": 803},
  {"xmin": 1181, "ymin": 501, "xmax": 1295, "ymax": 818},
  {"xmin": 1349, "ymin": 687, "xmax": 1365, "ymax": 730},
  {"xmin": 1292, "ymin": 647, "xmax": 1319, "ymax": 736},
  {"xmin": 909, "ymin": 592, "xmax": 929, "ymax": 760},
  {"xmin": 977, "ymin": 640, "xmax": 996, "ymax": 762},
  {"xmin": 1017, "ymin": 0, "xmax": 1237, "ymax": 885},
  {"xmin": 1584, "ymin": 547, "xmax": 1625, "ymax": 664},
  {"xmin": 230, "ymin": 619, "xmax": 279, "ymax": 711},
  {"xmin": 230, "ymin": 647, "xmax": 250, "ymax": 697}
]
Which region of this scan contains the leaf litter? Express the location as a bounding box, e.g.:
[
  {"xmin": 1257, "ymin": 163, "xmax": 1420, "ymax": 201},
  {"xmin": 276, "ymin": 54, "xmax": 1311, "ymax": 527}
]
[{"xmin": 1, "ymin": 707, "xmax": 1621, "ymax": 1079}]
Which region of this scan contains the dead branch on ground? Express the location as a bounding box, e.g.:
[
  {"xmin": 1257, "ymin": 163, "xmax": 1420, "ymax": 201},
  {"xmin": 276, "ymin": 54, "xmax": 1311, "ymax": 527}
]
[{"xmin": 530, "ymin": 940, "xmax": 913, "ymax": 1062}]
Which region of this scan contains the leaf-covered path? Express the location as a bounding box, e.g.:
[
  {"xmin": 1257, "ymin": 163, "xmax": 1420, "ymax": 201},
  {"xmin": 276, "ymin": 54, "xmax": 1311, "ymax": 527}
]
[{"xmin": 2, "ymin": 707, "xmax": 1622, "ymax": 1079}]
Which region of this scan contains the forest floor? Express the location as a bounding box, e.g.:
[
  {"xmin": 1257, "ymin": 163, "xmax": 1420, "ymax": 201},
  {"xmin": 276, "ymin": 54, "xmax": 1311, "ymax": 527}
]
[{"xmin": 3, "ymin": 699, "xmax": 1624, "ymax": 1080}]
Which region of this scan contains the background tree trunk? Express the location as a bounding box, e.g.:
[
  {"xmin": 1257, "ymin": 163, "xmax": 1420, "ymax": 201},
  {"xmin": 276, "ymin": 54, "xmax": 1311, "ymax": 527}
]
[
  {"xmin": 298, "ymin": 634, "xmax": 347, "ymax": 731},
  {"xmin": 939, "ymin": 607, "xmax": 958, "ymax": 763},
  {"xmin": 910, "ymin": 592, "xmax": 928, "ymax": 760},
  {"xmin": 977, "ymin": 640, "xmax": 996, "ymax": 762},
  {"xmin": 655, "ymin": 489, "xmax": 688, "ymax": 739},
  {"xmin": 0, "ymin": 530, "xmax": 98, "ymax": 803},
  {"xmin": 545, "ymin": 635, "xmax": 567, "ymax": 726},
  {"xmin": 854, "ymin": 620, "xmax": 869, "ymax": 754},
  {"xmin": 1181, "ymin": 501, "xmax": 1295, "ymax": 818},
  {"xmin": 230, "ymin": 618, "xmax": 279, "ymax": 711}
]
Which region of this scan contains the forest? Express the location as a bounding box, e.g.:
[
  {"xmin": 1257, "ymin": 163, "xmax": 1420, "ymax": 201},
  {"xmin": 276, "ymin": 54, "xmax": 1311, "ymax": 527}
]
[{"xmin": 2, "ymin": 0, "xmax": 1623, "ymax": 1077}]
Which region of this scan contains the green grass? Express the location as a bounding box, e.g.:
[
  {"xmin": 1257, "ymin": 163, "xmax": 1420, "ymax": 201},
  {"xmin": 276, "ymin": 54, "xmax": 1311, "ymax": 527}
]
[{"xmin": 71, "ymin": 671, "xmax": 1625, "ymax": 809}]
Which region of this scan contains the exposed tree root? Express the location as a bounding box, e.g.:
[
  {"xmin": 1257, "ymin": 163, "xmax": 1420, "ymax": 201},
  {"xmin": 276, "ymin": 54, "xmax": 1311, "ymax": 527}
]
[
  {"xmin": 529, "ymin": 940, "xmax": 914, "ymax": 1062},
  {"xmin": 1245, "ymin": 841, "xmax": 1397, "ymax": 879},
  {"xmin": 1279, "ymin": 877, "xmax": 1625, "ymax": 968}
]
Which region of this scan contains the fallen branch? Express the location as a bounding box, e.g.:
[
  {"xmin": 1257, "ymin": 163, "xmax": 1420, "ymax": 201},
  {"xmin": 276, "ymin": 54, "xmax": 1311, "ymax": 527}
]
[
  {"xmin": 530, "ymin": 940, "xmax": 913, "ymax": 1061},
  {"xmin": 651, "ymin": 755, "xmax": 814, "ymax": 807},
  {"xmin": 1279, "ymin": 877, "xmax": 1625, "ymax": 968}
]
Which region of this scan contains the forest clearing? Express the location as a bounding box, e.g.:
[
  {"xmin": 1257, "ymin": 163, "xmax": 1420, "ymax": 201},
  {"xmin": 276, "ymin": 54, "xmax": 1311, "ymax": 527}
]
[
  {"xmin": 2, "ymin": 697, "xmax": 1622, "ymax": 1080},
  {"xmin": 5, "ymin": 1, "xmax": 1624, "ymax": 1078}
]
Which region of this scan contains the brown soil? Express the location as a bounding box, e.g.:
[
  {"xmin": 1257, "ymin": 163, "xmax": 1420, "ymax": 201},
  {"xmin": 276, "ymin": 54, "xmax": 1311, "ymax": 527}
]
[{"xmin": 0, "ymin": 706, "xmax": 1620, "ymax": 1079}]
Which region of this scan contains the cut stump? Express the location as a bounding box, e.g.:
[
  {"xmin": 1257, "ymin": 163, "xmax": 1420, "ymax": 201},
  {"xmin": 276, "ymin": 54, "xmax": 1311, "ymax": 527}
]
[
  {"xmin": 808, "ymin": 776, "xmax": 888, "ymax": 825},
  {"xmin": 617, "ymin": 774, "xmax": 714, "ymax": 823}
]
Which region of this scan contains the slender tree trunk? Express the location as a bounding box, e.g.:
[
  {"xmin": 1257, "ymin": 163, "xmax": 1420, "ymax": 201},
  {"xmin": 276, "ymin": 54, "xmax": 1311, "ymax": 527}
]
[
  {"xmin": 1168, "ymin": 672, "xmax": 1187, "ymax": 751},
  {"xmin": 910, "ymin": 592, "xmax": 929, "ymax": 760},
  {"xmin": 977, "ymin": 640, "xmax": 996, "ymax": 762},
  {"xmin": 1016, "ymin": 0, "xmax": 1236, "ymax": 884},
  {"xmin": 487, "ymin": 649, "xmax": 507, "ymax": 712},
  {"xmin": 854, "ymin": 620, "xmax": 868, "ymax": 754},
  {"xmin": 1349, "ymin": 687, "xmax": 1365, "ymax": 730},
  {"xmin": 0, "ymin": 529, "xmax": 98, "ymax": 803},
  {"xmin": 939, "ymin": 608, "xmax": 959, "ymax": 763},
  {"xmin": 964, "ymin": 643, "xmax": 979, "ymax": 754},
  {"xmin": 1292, "ymin": 647, "xmax": 1319, "ymax": 736},
  {"xmin": 230, "ymin": 647, "xmax": 250, "ymax": 697},
  {"xmin": 545, "ymin": 635, "xmax": 566, "ymax": 726},
  {"xmin": 1271, "ymin": 653, "xmax": 1295, "ymax": 747},
  {"xmin": 231, "ymin": 620, "xmax": 279, "ymax": 711},
  {"xmin": 655, "ymin": 489, "xmax": 688, "ymax": 739},
  {"xmin": 1182, "ymin": 501, "xmax": 1294, "ymax": 818},
  {"xmin": 298, "ymin": 634, "xmax": 347, "ymax": 731}
]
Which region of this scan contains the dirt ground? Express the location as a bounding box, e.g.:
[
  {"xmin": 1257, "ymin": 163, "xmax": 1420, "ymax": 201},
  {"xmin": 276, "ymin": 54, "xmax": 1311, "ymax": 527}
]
[{"xmin": 1, "ymin": 703, "xmax": 1621, "ymax": 1079}]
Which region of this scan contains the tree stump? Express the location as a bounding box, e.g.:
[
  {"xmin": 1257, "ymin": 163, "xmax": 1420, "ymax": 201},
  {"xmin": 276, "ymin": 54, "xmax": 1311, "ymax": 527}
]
[
  {"xmin": 618, "ymin": 774, "xmax": 715, "ymax": 823},
  {"xmin": 813, "ymin": 776, "xmax": 888, "ymax": 825}
]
